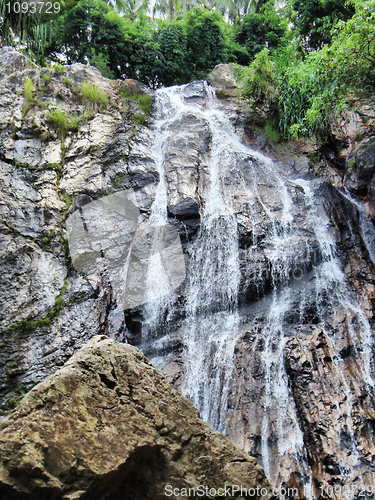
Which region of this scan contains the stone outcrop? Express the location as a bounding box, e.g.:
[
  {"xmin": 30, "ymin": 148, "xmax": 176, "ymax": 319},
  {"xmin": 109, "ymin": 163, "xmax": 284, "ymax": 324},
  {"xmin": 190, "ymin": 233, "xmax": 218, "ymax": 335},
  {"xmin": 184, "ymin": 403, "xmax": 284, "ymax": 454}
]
[
  {"xmin": 347, "ymin": 136, "xmax": 375, "ymax": 206},
  {"xmin": 0, "ymin": 336, "xmax": 276, "ymax": 500},
  {"xmin": 206, "ymin": 63, "xmax": 241, "ymax": 98}
]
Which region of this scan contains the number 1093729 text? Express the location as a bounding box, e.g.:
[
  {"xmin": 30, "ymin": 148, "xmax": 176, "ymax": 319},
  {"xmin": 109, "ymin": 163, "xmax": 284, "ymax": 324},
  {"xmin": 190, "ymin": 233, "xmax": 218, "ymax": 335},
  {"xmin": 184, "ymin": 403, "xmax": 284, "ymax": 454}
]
[{"xmin": 5, "ymin": 2, "xmax": 61, "ymax": 14}]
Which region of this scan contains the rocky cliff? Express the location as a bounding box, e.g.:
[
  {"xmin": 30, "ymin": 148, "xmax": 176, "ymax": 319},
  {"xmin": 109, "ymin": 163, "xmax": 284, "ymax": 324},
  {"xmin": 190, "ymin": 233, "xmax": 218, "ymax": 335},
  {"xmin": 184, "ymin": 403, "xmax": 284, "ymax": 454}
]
[
  {"xmin": 1, "ymin": 47, "xmax": 375, "ymax": 499},
  {"xmin": 0, "ymin": 46, "xmax": 153, "ymax": 406}
]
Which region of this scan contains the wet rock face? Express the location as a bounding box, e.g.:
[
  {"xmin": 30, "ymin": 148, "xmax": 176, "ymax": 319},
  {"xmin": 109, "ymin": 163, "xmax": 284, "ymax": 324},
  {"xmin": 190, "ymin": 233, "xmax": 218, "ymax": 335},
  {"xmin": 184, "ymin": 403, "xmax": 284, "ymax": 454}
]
[
  {"xmin": 0, "ymin": 336, "xmax": 276, "ymax": 500},
  {"xmin": 347, "ymin": 137, "xmax": 375, "ymax": 207},
  {"xmin": 321, "ymin": 183, "xmax": 375, "ymax": 317},
  {"xmin": 283, "ymin": 326, "xmax": 375, "ymax": 494},
  {"xmin": 226, "ymin": 304, "xmax": 375, "ymax": 499}
]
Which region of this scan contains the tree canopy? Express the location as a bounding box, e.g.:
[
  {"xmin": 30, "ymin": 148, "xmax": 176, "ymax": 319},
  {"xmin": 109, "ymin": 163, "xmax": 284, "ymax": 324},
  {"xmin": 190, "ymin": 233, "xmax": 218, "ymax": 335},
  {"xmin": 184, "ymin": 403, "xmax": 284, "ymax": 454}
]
[{"xmin": 1, "ymin": 0, "xmax": 374, "ymax": 140}]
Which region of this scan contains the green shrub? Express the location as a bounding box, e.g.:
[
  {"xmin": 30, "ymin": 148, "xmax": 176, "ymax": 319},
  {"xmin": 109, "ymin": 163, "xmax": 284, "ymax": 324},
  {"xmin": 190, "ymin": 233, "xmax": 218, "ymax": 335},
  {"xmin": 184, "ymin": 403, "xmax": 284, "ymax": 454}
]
[
  {"xmin": 240, "ymin": 1, "xmax": 375, "ymax": 140},
  {"xmin": 7, "ymin": 319, "xmax": 37, "ymax": 332},
  {"xmin": 81, "ymin": 81, "xmax": 108, "ymax": 107},
  {"xmin": 48, "ymin": 108, "xmax": 68, "ymax": 133},
  {"xmin": 137, "ymin": 93, "xmax": 153, "ymax": 115},
  {"xmin": 264, "ymin": 121, "xmax": 282, "ymax": 143},
  {"xmin": 54, "ymin": 63, "xmax": 65, "ymax": 74},
  {"xmin": 133, "ymin": 113, "xmax": 146, "ymax": 125},
  {"xmin": 241, "ymin": 48, "xmax": 277, "ymax": 110},
  {"xmin": 24, "ymin": 77, "xmax": 34, "ymax": 103},
  {"xmin": 42, "ymin": 73, "xmax": 52, "ymax": 83},
  {"xmin": 120, "ymin": 89, "xmax": 153, "ymax": 118},
  {"xmin": 62, "ymin": 77, "xmax": 71, "ymax": 86}
]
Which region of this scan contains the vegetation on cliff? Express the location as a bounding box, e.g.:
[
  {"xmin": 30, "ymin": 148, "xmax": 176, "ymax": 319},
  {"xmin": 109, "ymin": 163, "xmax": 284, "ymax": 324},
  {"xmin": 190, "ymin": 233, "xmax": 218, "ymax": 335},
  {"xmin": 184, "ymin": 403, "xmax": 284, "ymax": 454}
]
[
  {"xmin": 1, "ymin": 0, "xmax": 374, "ymax": 139},
  {"xmin": 239, "ymin": 0, "xmax": 375, "ymax": 139}
]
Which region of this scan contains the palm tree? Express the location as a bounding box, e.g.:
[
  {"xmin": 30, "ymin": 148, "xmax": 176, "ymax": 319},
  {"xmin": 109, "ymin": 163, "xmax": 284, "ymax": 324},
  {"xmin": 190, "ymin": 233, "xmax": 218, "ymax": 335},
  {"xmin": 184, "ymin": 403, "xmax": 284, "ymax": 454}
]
[
  {"xmin": 250, "ymin": 0, "xmax": 265, "ymax": 13},
  {"xmin": 219, "ymin": 0, "xmax": 265, "ymax": 21},
  {"xmin": 107, "ymin": 0, "xmax": 149, "ymax": 19},
  {"xmin": 153, "ymin": 0, "xmax": 184, "ymax": 19},
  {"xmin": 189, "ymin": 0, "xmax": 218, "ymax": 10}
]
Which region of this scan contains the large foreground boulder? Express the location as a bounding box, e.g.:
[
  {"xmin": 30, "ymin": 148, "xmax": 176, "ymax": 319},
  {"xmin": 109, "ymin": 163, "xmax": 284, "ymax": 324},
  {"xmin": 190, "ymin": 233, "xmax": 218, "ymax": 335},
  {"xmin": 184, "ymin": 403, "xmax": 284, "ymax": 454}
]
[{"xmin": 0, "ymin": 336, "xmax": 275, "ymax": 500}]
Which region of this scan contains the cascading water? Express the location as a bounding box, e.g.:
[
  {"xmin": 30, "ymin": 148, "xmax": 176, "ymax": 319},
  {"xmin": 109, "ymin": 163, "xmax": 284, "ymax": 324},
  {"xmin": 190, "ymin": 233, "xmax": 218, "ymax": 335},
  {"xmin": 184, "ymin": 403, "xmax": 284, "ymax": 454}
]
[
  {"xmin": 141, "ymin": 89, "xmax": 187, "ymax": 338},
  {"xmin": 183, "ymin": 87, "xmax": 241, "ymax": 432},
  {"xmin": 135, "ymin": 81, "xmax": 375, "ymax": 498}
]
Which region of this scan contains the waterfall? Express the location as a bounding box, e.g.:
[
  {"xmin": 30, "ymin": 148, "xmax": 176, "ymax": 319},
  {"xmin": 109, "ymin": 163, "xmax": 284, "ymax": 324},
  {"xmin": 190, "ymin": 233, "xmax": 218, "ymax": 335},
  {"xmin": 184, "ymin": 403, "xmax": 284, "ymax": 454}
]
[{"xmin": 135, "ymin": 81, "xmax": 375, "ymax": 498}]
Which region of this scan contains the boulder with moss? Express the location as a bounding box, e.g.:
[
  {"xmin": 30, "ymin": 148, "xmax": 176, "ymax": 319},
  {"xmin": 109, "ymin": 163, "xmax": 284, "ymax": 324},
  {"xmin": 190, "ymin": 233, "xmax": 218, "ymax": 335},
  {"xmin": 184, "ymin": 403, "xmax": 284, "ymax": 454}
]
[{"xmin": 0, "ymin": 336, "xmax": 276, "ymax": 500}]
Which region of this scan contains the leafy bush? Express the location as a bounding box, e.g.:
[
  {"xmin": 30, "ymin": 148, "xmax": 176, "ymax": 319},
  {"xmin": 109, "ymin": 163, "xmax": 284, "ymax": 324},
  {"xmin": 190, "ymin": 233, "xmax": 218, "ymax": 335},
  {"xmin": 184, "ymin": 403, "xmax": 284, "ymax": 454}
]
[
  {"xmin": 240, "ymin": 48, "xmax": 278, "ymax": 109},
  {"xmin": 137, "ymin": 93, "xmax": 153, "ymax": 114},
  {"xmin": 81, "ymin": 81, "xmax": 108, "ymax": 107},
  {"xmin": 133, "ymin": 113, "xmax": 146, "ymax": 125},
  {"xmin": 152, "ymin": 22, "xmax": 188, "ymax": 86},
  {"xmin": 89, "ymin": 52, "xmax": 115, "ymax": 79},
  {"xmin": 329, "ymin": 0, "xmax": 375, "ymax": 88},
  {"xmin": 292, "ymin": 0, "xmax": 355, "ymax": 50},
  {"xmin": 39, "ymin": 0, "xmax": 268, "ymax": 86},
  {"xmin": 240, "ymin": 0, "xmax": 375, "ymax": 140},
  {"xmin": 54, "ymin": 63, "xmax": 65, "ymax": 73},
  {"xmin": 234, "ymin": 5, "xmax": 287, "ymax": 63},
  {"xmin": 45, "ymin": 0, "xmax": 149, "ymax": 81},
  {"xmin": 264, "ymin": 121, "xmax": 282, "ymax": 143},
  {"xmin": 42, "ymin": 72, "xmax": 52, "ymax": 82},
  {"xmin": 184, "ymin": 9, "xmax": 228, "ymax": 78}
]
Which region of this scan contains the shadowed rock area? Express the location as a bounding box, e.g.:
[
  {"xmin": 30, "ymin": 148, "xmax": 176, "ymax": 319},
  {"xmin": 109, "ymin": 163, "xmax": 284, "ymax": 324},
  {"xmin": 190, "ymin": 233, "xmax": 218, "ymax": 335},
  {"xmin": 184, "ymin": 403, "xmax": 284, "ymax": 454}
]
[{"xmin": 0, "ymin": 336, "xmax": 276, "ymax": 500}]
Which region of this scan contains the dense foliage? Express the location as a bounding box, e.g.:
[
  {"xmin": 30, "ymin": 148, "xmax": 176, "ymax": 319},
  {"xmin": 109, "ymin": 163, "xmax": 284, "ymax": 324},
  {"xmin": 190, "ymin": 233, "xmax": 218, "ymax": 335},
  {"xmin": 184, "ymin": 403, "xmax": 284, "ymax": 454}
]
[
  {"xmin": 233, "ymin": 2, "xmax": 287, "ymax": 63},
  {"xmin": 1, "ymin": 0, "xmax": 374, "ymax": 139},
  {"xmin": 240, "ymin": 0, "xmax": 375, "ymax": 139}
]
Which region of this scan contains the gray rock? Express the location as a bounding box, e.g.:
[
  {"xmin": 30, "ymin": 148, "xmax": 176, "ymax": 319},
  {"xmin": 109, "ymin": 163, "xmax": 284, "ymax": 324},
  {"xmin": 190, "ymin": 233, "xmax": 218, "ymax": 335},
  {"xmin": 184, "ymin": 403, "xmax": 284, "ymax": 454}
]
[
  {"xmin": 347, "ymin": 136, "xmax": 375, "ymax": 197},
  {"xmin": 207, "ymin": 64, "xmax": 241, "ymax": 97},
  {"xmin": 0, "ymin": 233, "xmax": 66, "ymax": 332},
  {"xmin": 0, "ymin": 48, "xmax": 160, "ymax": 412},
  {"xmin": 0, "ymin": 46, "xmax": 34, "ymax": 77}
]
